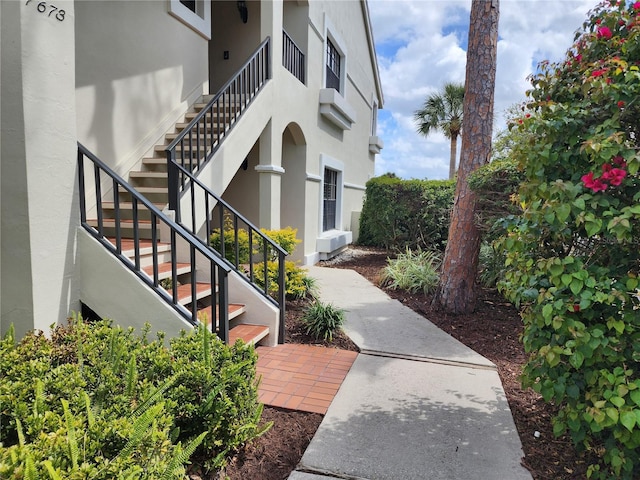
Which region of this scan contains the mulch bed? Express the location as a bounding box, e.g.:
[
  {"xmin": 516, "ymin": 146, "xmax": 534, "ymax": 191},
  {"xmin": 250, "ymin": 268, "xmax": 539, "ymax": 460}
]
[{"xmin": 203, "ymin": 247, "xmax": 590, "ymax": 480}]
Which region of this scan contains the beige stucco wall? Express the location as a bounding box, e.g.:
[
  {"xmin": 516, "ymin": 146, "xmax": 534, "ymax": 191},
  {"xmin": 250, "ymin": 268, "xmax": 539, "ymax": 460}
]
[
  {"xmin": 209, "ymin": 0, "xmax": 262, "ymax": 93},
  {"xmin": 1, "ymin": 0, "xmax": 79, "ymax": 338},
  {"xmin": 275, "ymin": 0, "xmax": 379, "ymax": 262},
  {"xmin": 75, "ymin": 1, "xmax": 209, "ymax": 177}
]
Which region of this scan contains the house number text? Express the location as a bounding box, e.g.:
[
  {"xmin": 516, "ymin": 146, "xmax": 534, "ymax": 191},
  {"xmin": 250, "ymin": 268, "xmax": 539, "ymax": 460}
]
[{"xmin": 25, "ymin": 0, "xmax": 65, "ymax": 22}]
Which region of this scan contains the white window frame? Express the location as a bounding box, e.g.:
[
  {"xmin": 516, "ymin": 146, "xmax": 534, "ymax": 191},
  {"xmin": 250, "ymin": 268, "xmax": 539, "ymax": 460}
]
[
  {"xmin": 323, "ymin": 15, "xmax": 347, "ymax": 97},
  {"xmin": 169, "ymin": 0, "xmax": 211, "ymax": 40},
  {"xmin": 371, "ymin": 99, "xmax": 379, "ymax": 136},
  {"xmin": 319, "ymin": 154, "xmax": 344, "ymax": 233}
]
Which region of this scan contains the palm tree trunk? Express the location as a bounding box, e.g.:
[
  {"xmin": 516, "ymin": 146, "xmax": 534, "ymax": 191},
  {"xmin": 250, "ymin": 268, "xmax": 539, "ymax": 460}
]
[
  {"xmin": 449, "ymin": 135, "xmax": 458, "ymax": 179},
  {"xmin": 432, "ymin": 0, "xmax": 499, "ymax": 314}
]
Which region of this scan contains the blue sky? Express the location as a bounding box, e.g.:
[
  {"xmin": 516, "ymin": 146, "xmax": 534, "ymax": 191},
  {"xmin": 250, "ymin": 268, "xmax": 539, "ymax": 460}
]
[{"xmin": 368, "ymin": 0, "xmax": 596, "ymax": 180}]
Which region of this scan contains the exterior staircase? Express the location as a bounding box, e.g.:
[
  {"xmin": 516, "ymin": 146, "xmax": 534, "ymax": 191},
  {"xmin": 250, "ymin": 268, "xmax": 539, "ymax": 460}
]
[
  {"xmin": 79, "ymin": 37, "xmax": 280, "ymax": 346},
  {"xmin": 84, "ymin": 95, "xmax": 270, "ymax": 346}
]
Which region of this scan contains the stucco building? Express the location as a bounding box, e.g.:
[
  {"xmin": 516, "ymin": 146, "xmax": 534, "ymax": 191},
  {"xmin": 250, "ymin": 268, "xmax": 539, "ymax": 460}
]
[{"xmin": 1, "ymin": 0, "xmax": 383, "ymax": 344}]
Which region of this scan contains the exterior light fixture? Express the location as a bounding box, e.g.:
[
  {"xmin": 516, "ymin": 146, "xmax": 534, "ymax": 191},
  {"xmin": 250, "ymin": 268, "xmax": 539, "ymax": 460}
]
[{"xmin": 237, "ymin": 1, "xmax": 248, "ymax": 23}]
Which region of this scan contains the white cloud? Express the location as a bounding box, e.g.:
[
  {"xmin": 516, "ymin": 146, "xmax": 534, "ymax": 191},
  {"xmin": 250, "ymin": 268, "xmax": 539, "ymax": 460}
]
[{"xmin": 369, "ymin": 0, "xmax": 595, "ymax": 180}]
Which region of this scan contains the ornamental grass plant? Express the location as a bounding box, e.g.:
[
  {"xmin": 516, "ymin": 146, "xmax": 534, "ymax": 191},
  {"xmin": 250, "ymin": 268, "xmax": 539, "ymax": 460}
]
[
  {"xmin": 302, "ymin": 301, "xmax": 346, "ymax": 342},
  {"xmin": 379, "ymin": 247, "xmax": 441, "ymax": 295}
]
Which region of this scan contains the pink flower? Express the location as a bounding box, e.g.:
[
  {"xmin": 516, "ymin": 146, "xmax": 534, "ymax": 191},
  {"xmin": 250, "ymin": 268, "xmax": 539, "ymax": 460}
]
[
  {"xmin": 597, "ymin": 26, "xmax": 612, "ymax": 39},
  {"xmin": 581, "ymin": 172, "xmax": 608, "ymax": 192},
  {"xmin": 601, "ymin": 165, "xmax": 627, "ymax": 186},
  {"xmin": 575, "ymin": 53, "xmax": 582, "ymax": 63},
  {"xmin": 591, "ymin": 68, "xmax": 608, "ymax": 77},
  {"xmin": 633, "ymin": 1, "xmax": 640, "ymax": 10},
  {"xmin": 612, "ymin": 156, "xmax": 627, "ymax": 167}
]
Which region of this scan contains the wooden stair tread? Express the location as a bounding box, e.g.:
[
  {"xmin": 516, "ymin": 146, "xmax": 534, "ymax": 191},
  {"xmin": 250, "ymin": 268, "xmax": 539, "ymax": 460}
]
[
  {"xmin": 129, "ymin": 171, "xmax": 168, "ymax": 178},
  {"xmin": 106, "ymin": 237, "xmax": 171, "ymax": 255},
  {"xmin": 118, "ymin": 186, "xmax": 168, "ymax": 193},
  {"xmin": 229, "ymin": 324, "xmax": 269, "ymax": 345},
  {"xmin": 171, "ymin": 282, "xmax": 213, "ymax": 304},
  {"xmin": 87, "ymin": 219, "xmax": 154, "ymax": 229},
  {"xmin": 102, "ymin": 201, "xmax": 166, "ymax": 209},
  {"xmin": 142, "ymin": 262, "xmax": 191, "ymax": 277},
  {"xmin": 198, "ymin": 303, "xmax": 246, "ymax": 325}
]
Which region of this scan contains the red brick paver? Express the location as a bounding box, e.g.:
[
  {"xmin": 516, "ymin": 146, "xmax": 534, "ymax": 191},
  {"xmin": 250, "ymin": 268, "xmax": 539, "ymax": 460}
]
[{"xmin": 256, "ymin": 344, "xmax": 358, "ymax": 414}]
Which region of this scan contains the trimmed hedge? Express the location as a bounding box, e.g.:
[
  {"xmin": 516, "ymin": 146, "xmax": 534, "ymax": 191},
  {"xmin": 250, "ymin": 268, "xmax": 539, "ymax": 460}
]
[{"xmin": 358, "ymin": 175, "xmax": 455, "ymax": 251}]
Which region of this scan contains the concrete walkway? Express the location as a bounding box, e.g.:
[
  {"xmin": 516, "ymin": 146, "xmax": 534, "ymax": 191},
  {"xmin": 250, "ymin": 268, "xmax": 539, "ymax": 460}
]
[{"xmin": 288, "ymin": 266, "xmax": 532, "ymax": 480}]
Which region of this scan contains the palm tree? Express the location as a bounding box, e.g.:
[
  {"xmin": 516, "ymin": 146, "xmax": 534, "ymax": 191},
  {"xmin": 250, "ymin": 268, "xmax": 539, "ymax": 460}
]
[{"xmin": 414, "ymin": 82, "xmax": 465, "ymax": 179}]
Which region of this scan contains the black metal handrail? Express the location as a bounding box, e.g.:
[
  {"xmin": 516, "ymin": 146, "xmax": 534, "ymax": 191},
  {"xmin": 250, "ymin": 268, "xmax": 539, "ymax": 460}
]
[
  {"xmin": 165, "ymin": 36, "xmax": 287, "ymax": 343},
  {"xmin": 77, "ymin": 143, "xmax": 233, "ymax": 342},
  {"xmin": 283, "ymin": 30, "xmax": 305, "ymax": 84},
  {"xmin": 167, "ymin": 160, "xmax": 288, "ymax": 344},
  {"xmin": 166, "ymin": 36, "xmax": 270, "ymax": 209}
]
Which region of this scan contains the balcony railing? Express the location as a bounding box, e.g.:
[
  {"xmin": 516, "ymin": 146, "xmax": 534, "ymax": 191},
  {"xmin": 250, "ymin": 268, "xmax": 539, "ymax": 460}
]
[{"xmin": 283, "ymin": 30, "xmax": 305, "ymax": 84}]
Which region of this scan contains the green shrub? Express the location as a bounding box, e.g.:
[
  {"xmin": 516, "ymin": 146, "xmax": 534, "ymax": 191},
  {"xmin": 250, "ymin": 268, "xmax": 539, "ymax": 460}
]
[
  {"xmin": 467, "ymin": 156, "xmax": 523, "ymax": 238},
  {"xmin": 259, "ymin": 226, "xmax": 300, "ymax": 257},
  {"xmin": 380, "ymin": 248, "xmax": 441, "ymax": 295},
  {"xmin": 358, "ymin": 174, "xmax": 454, "ymax": 251},
  {"xmin": 477, "ymin": 241, "xmax": 506, "ymax": 288},
  {"xmin": 0, "ymin": 316, "xmax": 267, "ymax": 475},
  {"xmin": 302, "ymin": 302, "xmax": 346, "ymax": 341},
  {"xmin": 210, "ymin": 216, "xmax": 251, "ymax": 265},
  {"xmin": 254, "ymin": 260, "xmax": 315, "ymax": 300},
  {"xmin": 498, "ymin": 3, "xmax": 640, "ymax": 478}
]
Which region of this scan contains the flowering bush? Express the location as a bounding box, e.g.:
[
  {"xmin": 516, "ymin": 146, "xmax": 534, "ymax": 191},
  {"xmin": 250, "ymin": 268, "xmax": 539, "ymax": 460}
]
[{"xmin": 498, "ymin": 1, "xmax": 640, "ymax": 478}]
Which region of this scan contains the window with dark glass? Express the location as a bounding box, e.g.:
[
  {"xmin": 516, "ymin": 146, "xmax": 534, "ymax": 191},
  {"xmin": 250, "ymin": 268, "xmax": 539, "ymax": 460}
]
[
  {"xmin": 326, "ymin": 39, "xmax": 341, "ymax": 92},
  {"xmin": 323, "ymin": 168, "xmax": 338, "ymax": 231},
  {"xmin": 180, "ymin": 0, "xmax": 197, "ymax": 12}
]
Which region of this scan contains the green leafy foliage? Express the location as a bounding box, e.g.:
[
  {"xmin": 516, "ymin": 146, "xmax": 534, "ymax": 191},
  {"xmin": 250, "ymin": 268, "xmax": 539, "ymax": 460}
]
[
  {"xmin": 302, "ymin": 302, "xmax": 346, "ymax": 341},
  {"xmin": 380, "ymin": 248, "xmax": 441, "ymax": 295},
  {"xmin": 0, "ymin": 316, "xmax": 266, "ymax": 477},
  {"xmin": 477, "ymin": 241, "xmax": 506, "ymax": 288},
  {"xmin": 210, "ymin": 215, "xmax": 252, "ymax": 265},
  {"xmin": 259, "ymin": 226, "xmax": 300, "ymax": 257},
  {"xmin": 358, "ymin": 174, "xmax": 455, "ymax": 251},
  {"xmin": 254, "ymin": 260, "xmax": 316, "ymax": 300},
  {"xmin": 497, "ymin": 3, "xmax": 640, "ymax": 478},
  {"xmin": 468, "ymin": 157, "xmax": 524, "ymax": 236}
]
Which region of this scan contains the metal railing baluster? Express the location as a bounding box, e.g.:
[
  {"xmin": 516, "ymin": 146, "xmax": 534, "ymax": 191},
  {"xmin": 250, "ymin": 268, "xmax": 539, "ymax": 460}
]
[{"xmin": 77, "ymin": 143, "xmax": 231, "ymax": 330}]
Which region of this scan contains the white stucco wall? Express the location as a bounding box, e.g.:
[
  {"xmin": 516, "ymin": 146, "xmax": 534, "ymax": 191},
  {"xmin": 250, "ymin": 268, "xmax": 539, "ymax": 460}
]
[
  {"xmin": 75, "ymin": 1, "xmax": 209, "ymax": 176},
  {"xmin": 271, "ymin": 0, "xmax": 381, "ymax": 262},
  {"xmin": 1, "ymin": 0, "xmax": 79, "ymax": 338}
]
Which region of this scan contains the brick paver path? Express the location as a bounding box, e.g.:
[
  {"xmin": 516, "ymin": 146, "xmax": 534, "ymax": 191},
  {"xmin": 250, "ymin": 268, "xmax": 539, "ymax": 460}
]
[{"xmin": 256, "ymin": 344, "xmax": 358, "ymax": 414}]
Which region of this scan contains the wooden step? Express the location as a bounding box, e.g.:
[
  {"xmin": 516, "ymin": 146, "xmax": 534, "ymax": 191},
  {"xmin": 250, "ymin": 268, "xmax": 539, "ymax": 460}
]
[
  {"xmin": 198, "ymin": 303, "xmax": 246, "ymax": 326},
  {"xmin": 101, "ymin": 202, "xmax": 166, "ymax": 222},
  {"xmin": 142, "ymin": 262, "xmax": 191, "ymax": 280},
  {"xmin": 118, "ymin": 185, "xmax": 168, "ymax": 194},
  {"xmin": 175, "ymin": 121, "xmax": 230, "ymax": 132},
  {"xmin": 105, "ymin": 238, "xmax": 171, "ymax": 259},
  {"xmin": 155, "ymin": 144, "xmax": 209, "ymax": 156},
  {"xmin": 129, "ymin": 171, "xmax": 168, "ymax": 179},
  {"xmin": 102, "ymin": 201, "xmax": 167, "ymax": 211},
  {"xmin": 87, "ymin": 218, "xmax": 154, "ymax": 230},
  {"xmin": 172, "ymin": 282, "xmax": 214, "ymax": 305},
  {"xmin": 229, "ymin": 324, "xmax": 270, "ymax": 345},
  {"xmin": 141, "ymin": 157, "xmax": 199, "ymax": 168},
  {"xmin": 165, "ymin": 132, "xmax": 220, "ymax": 143}
]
